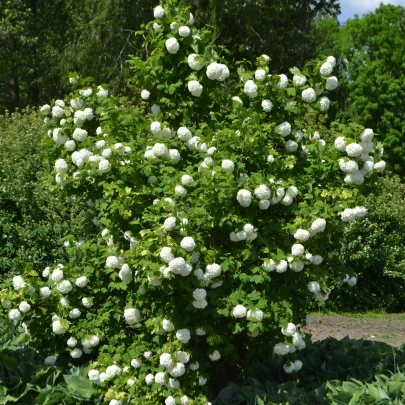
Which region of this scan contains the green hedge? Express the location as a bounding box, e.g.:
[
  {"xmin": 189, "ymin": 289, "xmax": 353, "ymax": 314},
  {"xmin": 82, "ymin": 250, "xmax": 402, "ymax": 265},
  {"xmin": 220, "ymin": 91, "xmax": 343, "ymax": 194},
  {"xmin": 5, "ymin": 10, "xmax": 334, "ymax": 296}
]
[
  {"xmin": 324, "ymin": 175, "xmax": 405, "ymax": 312},
  {"xmin": 0, "ymin": 108, "xmax": 86, "ymax": 280}
]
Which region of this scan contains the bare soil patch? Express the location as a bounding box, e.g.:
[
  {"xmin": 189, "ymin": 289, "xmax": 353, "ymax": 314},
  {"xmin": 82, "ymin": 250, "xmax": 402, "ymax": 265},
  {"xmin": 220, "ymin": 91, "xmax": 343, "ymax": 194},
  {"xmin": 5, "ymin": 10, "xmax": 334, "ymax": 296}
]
[{"xmin": 302, "ymin": 313, "xmax": 405, "ymax": 347}]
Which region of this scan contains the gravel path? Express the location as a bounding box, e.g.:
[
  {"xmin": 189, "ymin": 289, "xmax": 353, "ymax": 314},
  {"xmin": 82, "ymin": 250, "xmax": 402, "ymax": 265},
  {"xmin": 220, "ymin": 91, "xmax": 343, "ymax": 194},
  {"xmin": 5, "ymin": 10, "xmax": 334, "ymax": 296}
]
[{"xmin": 301, "ymin": 314, "xmax": 405, "ymax": 347}]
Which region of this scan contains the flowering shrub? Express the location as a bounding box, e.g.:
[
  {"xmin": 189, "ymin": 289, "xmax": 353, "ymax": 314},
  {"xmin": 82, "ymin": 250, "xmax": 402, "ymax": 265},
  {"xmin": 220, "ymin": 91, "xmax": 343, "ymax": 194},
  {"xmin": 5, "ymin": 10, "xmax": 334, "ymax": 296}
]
[{"xmin": 0, "ymin": 1, "xmax": 386, "ymax": 404}]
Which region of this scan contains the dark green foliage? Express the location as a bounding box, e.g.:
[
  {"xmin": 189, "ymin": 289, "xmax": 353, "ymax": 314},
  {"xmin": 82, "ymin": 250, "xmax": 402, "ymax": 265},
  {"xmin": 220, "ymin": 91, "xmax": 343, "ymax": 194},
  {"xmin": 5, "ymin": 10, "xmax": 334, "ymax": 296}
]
[
  {"xmin": 326, "ymin": 176, "xmax": 405, "ymax": 312},
  {"xmin": 214, "ymin": 337, "xmax": 405, "ymax": 404},
  {"xmin": 0, "ymin": 108, "xmax": 86, "ymax": 280}
]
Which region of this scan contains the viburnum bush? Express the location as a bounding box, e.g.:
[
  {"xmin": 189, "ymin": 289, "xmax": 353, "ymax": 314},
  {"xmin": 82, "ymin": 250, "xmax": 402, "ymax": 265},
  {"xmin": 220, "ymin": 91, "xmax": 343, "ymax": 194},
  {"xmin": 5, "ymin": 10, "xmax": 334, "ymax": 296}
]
[{"xmin": 0, "ymin": 1, "xmax": 386, "ymax": 404}]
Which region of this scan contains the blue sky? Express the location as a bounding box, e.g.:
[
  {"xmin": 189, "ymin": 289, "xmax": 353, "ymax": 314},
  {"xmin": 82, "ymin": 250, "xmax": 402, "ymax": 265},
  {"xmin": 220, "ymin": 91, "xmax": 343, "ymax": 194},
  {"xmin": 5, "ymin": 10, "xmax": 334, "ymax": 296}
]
[{"xmin": 339, "ymin": 0, "xmax": 405, "ymax": 22}]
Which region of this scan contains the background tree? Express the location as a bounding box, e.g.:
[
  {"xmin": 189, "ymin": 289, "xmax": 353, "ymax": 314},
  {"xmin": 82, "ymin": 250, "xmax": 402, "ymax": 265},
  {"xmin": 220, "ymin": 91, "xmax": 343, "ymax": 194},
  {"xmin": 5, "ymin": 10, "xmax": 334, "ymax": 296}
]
[
  {"xmin": 337, "ymin": 4, "xmax": 405, "ymax": 175},
  {"xmin": 186, "ymin": 0, "xmax": 340, "ymax": 71}
]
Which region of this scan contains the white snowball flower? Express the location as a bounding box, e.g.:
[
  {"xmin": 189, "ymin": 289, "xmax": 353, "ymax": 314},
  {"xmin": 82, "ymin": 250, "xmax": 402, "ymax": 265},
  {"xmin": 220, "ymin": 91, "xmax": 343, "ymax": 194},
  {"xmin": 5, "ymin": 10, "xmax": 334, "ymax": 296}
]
[
  {"xmin": 70, "ymin": 348, "xmax": 82, "ymax": 359},
  {"xmin": 255, "ymin": 69, "xmax": 266, "ymax": 81},
  {"xmin": 52, "ymin": 105, "xmax": 64, "ymax": 118},
  {"xmin": 247, "ymin": 309, "xmax": 264, "ymax": 321},
  {"xmin": 348, "ymin": 277, "xmax": 357, "ymax": 287},
  {"xmin": 244, "ymin": 80, "xmax": 258, "ymax": 98},
  {"xmin": 98, "ymin": 159, "xmax": 111, "ymax": 174},
  {"xmin": 188, "ymin": 80, "xmax": 203, "ymax": 97},
  {"xmin": 294, "ymin": 229, "xmax": 310, "ymax": 242},
  {"xmin": 56, "ymin": 280, "xmax": 73, "ymax": 294},
  {"xmin": 254, "ymin": 184, "xmax": 271, "ymax": 200},
  {"xmin": 192, "ymin": 288, "xmax": 207, "ymax": 301},
  {"xmin": 276, "ymin": 260, "xmax": 288, "ymax": 273},
  {"xmin": 291, "ymin": 244, "xmax": 305, "ymax": 256},
  {"xmin": 353, "ymin": 206, "xmax": 367, "ymax": 218},
  {"xmin": 52, "ymin": 320, "xmax": 67, "ymax": 335},
  {"xmin": 221, "ymin": 159, "xmax": 235, "ymax": 172},
  {"xmin": 106, "ymin": 256, "xmax": 119, "ymax": 269},
  {"xmin": 179, "ymin": 26, "xmax": 191, "ymax": 37},
  {"xmin": 341, "ymin": 208, "xmax": 355, "ymax": 222},
  {"xmin": 163, "ymin": 216, "xmax": 176, "ymax": 231},
  {"xmin": 275, "ymin": 121, "xmax": 291, "ymax": 137},
  {"xmin": 55, "ymin": 158, "xmax": 68, "ymax": 174},
  {"xmin": 282, "ymin": 322, "xmax": 296, "ymax": 336},
  {"xmin": 374, "ymin": 160, "xmax": 386, "ymax": 172},
  {"xmin": 152, "ymin": 142, "xmax": 169, "ymax": 158},
  {"xmin": 275, "ymin": 74, "xmax": 288, "ymax": 89},
  {"xmin": 176, "ymin": 329, "xmax": 191, "ymax": 343},
  {"xmin": 285, "ymin": 140, "xmax": 298, "ymax": 152},
  {"xmin": 40, "ymin": 104, "xmax": 51, "ymax": 113},
  {"xmin": 308, "ymin": 281, "xmax": 321, "ymax": 293},
  {"xmin": 208, "ymin": 350, "xmax": 221, "ymax": 361},
  {"xmin": 165, "ymin": 396, "xmax": 176, "ymax": 405},
  {"xmin": 334, "ymin": 136, "xmax": 347, "ymax": 152},
  {"xmin": 319, "ymin": 96, "xmax": 330, "ymax": 111},
  {"xmin": 302, "ymin": 88, "xmax": 317, "ymax": 103},
  {"xmin": 205, "ymin": 263, "xmax": 222, "ymax": 279},
  {"xmin": 124, "ymin": 308, "xmax": 141, "ymax": 325},
  {"xmin": 320, "ymin": 61, "xmax": 333, "ymax": 76},
  {"xmin": 206, "ymin": 62, "xmax": 230, "ymax": 81},
  {"xmin": 13, "ymin": 275, "xmax": 26, "ymax": 291},
  {"xmin": 187, "ymin": 54, "xmax": 203, "ymax": 71},
  {"xmin": 153, "ymin": 5, "xmax": 165, "ymax": 18},
  {"xmin": 19, "ymin": 301, "xmax": 31, "ymax": 313},
  {"xmin": 169, "ymin": 362, "xmax": 186, "ymax": 377},
  {"xmin": 293, "ymin": 74, "xmax": 307, "ymax": 86},
  {"xmin": 181, "ymin": 174, "xmax": 193, "ymax": 186},
  {"xmin": 262, "ymin": 99, "xmax": 273, "ymax": 112},
  {"xmin": 160, "ymin": 247, "xmax": 175, "ymax": 263},
  {"xmin": 310, "ymin": 218, "xmax": 326, "ymax": 234},
  {"xmin": 162, "ymin": 319, "xmax": 175, "ymax": 332},
  {"xmin": 346, "ymin": 143, "xmax": 363, "ymax": 157},
  {"xmin": 325, "ymin": 76, "xmax": 338, "ymax": 91},
  {"xmin": 151, "ymin": 104, "xmax": 160, "ymax": 116},
  {"xmin": 274, "ymin": 343, "xmax": 290, "ymax": 355},
  {"xmin": 70, "ymin": 98, "xmax": 84, "ymax": 110},
  {"xmin": 72, "ymin": 128, "xmax": 88, "ymax": 143},
  {"xmin": 169, "ymin": 149, "xmax": 181, "ymax": 164},
  {"xmin": 141, "ymin": 89, "xmax": 150, "ymax": 100},
  {"xmin": 267, "ymin": 154, "xmax": 275, "ymax": 163},
  {"xmin": 180, "ymin": 236, "xmax": 196, "ymax": 252},
  {"xmin": 165, "ymin": 37, "xmax": 180, "ymax": 54},
  {"xmin": 82, "ymin": 297, "xmax": 93, "ymax": 308},
  {"xmin": 360, "ymin": 128, "xmax": 374, "ymax": 142},
  {"xmin": 259, "ymin": 200, "xmax": 270, "ymax": 210},
  {"xmin": 44, "ymin": 356, "xmax": 57, "ymax": 366},
  {"xmin": 39, "ymin": 287, "xmax": 51, "ymax": 298},
  {"xmin": 290, "ymin": 260, "xmax": 304, "ymax": 272},
  {"xmin": 236, "ymin": 189, "xmax": 252, "ymax": 207},
  {"xmin": 160, "ymin": 353, "xmax": 173, "ymax": 369},
  {"xmin": 312, "ymin": 255, "xmax": 323, "ymax": 265},
  {"xmin": 327, "ymin": 55, "xmax": 336, "ymax": 67},
  {"xmin": 177, "ymin": 127, "xmax": 192, "ymax": 141},
  {"xmin": 175, "ymin": 185, "xmax": 187, "ymax": 197},
  {"xmin": 67, "ymin": 337, "xmax": 77, "ymax": 348},
  {"xmin": 8, "ymin": 308, "xmax": 22, "ymax": 321},
  {"xmin": 119, "ymin": 264, "xmax": 133, "ymax": 284},
  {"xmin": 232, "ymin": 304, "xmax": 247, "ymax": 318}
]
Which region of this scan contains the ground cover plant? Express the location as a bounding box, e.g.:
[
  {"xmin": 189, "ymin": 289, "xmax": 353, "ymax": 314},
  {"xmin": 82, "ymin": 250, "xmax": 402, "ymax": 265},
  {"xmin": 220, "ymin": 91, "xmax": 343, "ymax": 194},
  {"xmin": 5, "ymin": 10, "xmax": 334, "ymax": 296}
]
[
  {"xmin": 215, "ymin": 337, "xmax": 405, "ymax": 404},
  {"xmin": 0, "ymin": 0, "xmax": 386, "ymax": 404}
]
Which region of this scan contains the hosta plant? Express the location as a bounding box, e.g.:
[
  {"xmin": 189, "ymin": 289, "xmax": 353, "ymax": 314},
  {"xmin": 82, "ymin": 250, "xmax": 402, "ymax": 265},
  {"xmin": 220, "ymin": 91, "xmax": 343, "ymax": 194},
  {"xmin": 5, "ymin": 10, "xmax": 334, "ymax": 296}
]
[{"xmin": 0, "ymin": 0, "xmax": 386, "ymax": 404}]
